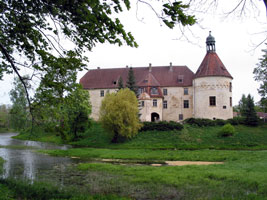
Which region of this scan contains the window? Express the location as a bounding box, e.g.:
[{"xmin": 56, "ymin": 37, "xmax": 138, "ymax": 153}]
[
  {"xmin": 163, "ymin": 89, "xmax": 168, "ymax": 96},
  {"xmin": 230, "ymin": 97, "xmax": 232, "ymax": 107},
  {"xmin": 184, "ymin": 88, "xmax": 188, "ymax": 95},
  {"xmin": 223, "ymin": 106, "xmax": 227, "ymax": 109},
  {"xmin": 138, "ymin": 88, "xmax": 144, "ymax": 95},
  {"xmin": 229, "ymin": 82, "xmax": 232, "ymax": 92},
  {"xmin": 100, "ymin": 90, "xmax": 104, "ymax": 97},
  {"xmin": 179, "ymin": 114, "xmax": 183, "ymax": 120},
  {"xmin": 163, "ymin": 100, "xmax": 167, "ymax": 109},
  {"xmin": 151, "ymin": 87, "xmax": 159, "ymax": 95},
  {"xmin": 153, "ymin": 99, "xmax": 157, "ymax": 107},
  {"xmin": 184, "ymin": 100, "xmax": 189, "ymax": 108},
  {"xmin": 178, "ymin": 75, "xmax": 184, "ymax": 83},
  {"xmin": 209, "ymin": 96, "xmax": 216, "ymax": 106},
  {"xmin": 141, "ymin": 101, "xmax": 145, "ymax": 107}
]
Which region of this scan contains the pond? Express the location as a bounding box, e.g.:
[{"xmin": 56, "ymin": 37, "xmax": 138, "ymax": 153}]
[{"xmin": 0, "ymin": 133, "xmax": 80, "ymax": 184}]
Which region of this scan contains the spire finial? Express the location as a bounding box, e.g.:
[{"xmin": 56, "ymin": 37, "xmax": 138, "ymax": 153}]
[{"xmin": 206, "ymin": 31, "xmax": 216, "ymax": 52}]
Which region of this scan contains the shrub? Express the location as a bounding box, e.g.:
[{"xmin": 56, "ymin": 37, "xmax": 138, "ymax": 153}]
[
  {"xmin": 184, "ymin": 118, "xmax": 215, "ymax": 127},
  {"xmin": 140, "ymin": 121, "xmax": 183, "ymax": 132},
  {"xmin": 227, "ymin": 117, "xmax": 245, "ymax": 125},
  {"xmin": 218, "ymin": 123, "xmax": 236, "ymax": 137}
]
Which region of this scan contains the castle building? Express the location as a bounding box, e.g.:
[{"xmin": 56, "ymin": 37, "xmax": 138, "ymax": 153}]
[{"xmin": 80, "ymin": 32, "xmax": 233, "ymax": 122}]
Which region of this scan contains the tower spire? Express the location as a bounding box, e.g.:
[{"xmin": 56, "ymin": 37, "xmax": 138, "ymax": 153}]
[{"xmin": 206, "ymin": 31, "xmax": 216, "ymax": 52}]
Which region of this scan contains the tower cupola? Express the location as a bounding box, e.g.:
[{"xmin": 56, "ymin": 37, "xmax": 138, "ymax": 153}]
[{"xmin": 206, "ymin": 31, "xmax": 216, "ymax": 52}]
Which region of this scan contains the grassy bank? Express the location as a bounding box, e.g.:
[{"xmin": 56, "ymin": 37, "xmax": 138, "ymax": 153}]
[
  {"xmin": 37, "ymin": 149, "xmax": 267, "ymax": 199},
  {"xmin": 15, "ymin": 122, "xmax": 267, "ymax": 150}
]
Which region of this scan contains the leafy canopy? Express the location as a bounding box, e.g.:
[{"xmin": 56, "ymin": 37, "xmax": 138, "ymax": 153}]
[{"xmin": 100, "ymin": 88, "xmax": 142, "ymax": 143}]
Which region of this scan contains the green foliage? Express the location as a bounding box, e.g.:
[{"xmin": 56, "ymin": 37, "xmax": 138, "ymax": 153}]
[
  {"xmin": 141, "ymin": 121, "xmax": 183, "ymax": 132},
  {"xmin": 118, "ymin": 76, "xmax": 124, "ymax": 90},
  {"xmin": 184, "ymin": 117, "xmax": 246, "ymax": 127},
  {"xmin": 9, "ymin": 77, "xmax": 31, "ymax": 131},
  {"xmin": 31, "ymin": 53, "xmax": 91, "ymax": 140},
  {"xmin": 100, "ymin": 88, "xmax": 142, "ymax": 143},
  {"xmin": 65, "ymin": 85, "xmax": 92, "ymax": 141},
  {"xmin": 0, "ymin": 104, "xmax": 11, "ymax": 131},
  {"xmin": 254, "ymin": 46, "xmax": 267, "ymax": 109},
  {"xmin": 243, "ymin": 94, "xmax": 259, "ymax": 126},
  {"xmin": 218, "ymin": 123, "xmax": 236, "ymax": 137},
  {"xmin": 238, "ymin": 94, "xmax": 249, "ymax": 116},
  {"xmin": 126, "ymin": 67, "xmax": 137, "ymax": 96}
]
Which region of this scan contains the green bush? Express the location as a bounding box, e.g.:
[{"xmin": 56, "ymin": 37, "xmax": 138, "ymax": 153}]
[
  {"xmin": 218, "ymin": 123, "xmax": 236, "ymax": 137},
  {"xmin": 184, "ymin": 117, "xmax": 246, "ymax": 127},
  {"xmin": 140, "ymin": 121, "xmax": 183, "ymax": 132},
  {"xmin": 184, "ymin": 118, "xmax": 215, "ymax": 127},
  {"xmin": 227, "ymin": 117, "xmax": 245, "ymax": 125}
]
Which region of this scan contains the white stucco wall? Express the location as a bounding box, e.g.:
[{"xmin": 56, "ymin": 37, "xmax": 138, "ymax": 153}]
[
  {"xmin": 88, "ymin": 88, "xmax": 117, "ymax": 120},
  {"xmin": 139, "ymin": 97, "xmax": 163, "ymax": 122},
  {"xmin": 161, "ymin": 87, "xmax": 193, "ymax": 121},
  {"xmin": 193, "ymin": 76, "xmax": 233, "ymax": 120}
]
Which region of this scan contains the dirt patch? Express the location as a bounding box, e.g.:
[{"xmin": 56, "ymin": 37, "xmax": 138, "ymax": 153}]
[
  {"xmin": 165, "ymin": 161, "xmax": 223, "ymax": 166},
  {"xmin": 99, "ymin": 158, "xmax": 223, "ymax": 166}
]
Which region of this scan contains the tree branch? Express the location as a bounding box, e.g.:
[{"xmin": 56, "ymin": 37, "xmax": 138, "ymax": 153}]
[{"xmin": 0, "ymin": 42, "xmax": 34, "ymax": 129}]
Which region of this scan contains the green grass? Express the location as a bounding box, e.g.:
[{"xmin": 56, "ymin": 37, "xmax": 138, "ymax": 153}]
[
  {"xmin": 15, "ymin": 122, "xmax": 267, "ymax": 150},
  {"xmin": 39, "ymin": 148, "xmax": 263, "ymax": 162},
  {"xmin": 0, "ymin": 179, "xmax": 129, "ymax": 200},
  {"xmin": 68, "ymin": 123, "xmax": 267, "ymax": 150},
  {"xmin": 76, "ymin": 150, "xmax": 267, "ymax": 199}
]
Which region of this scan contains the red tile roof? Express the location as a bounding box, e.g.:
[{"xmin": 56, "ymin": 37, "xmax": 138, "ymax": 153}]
[
  {"xmin": 80, "ymin": 66, "xmax": 195, "ymax": 89},
  {"xmin": 195, "ymin": 52, "xmax": 233, "ymax": 79}
]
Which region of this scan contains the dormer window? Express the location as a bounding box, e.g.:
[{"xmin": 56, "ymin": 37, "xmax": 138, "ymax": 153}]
[
  {"xmin": 150, "ymin": 87, "xmax": 159, "ymax": 95},
  {"xmin": 178, "ymin": 75, "xmax": 184, "ymax": 83}
]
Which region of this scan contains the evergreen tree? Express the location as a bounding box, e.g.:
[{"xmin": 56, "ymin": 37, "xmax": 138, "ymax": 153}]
[
  {"xmin": 243, "ymin": 94, "xmax": 259, "ymax": 126},
  {"xmin": 238, "ymin": 94, "xmax": 248, "ymax": 116},
  {"xmin": 118, "ymin": 76, "xmax": 124, "ymax": 90},
  {"xmin": 126, "ymin": 67, "xmax": 137, "ymax": 96}
]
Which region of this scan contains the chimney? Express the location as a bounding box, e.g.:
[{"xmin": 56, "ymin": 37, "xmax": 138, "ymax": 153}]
[
  {"xmin": 149, "ymin": 63, "xmax": 152, "ymax": 72},
  {"xmin": 169, "ymin": 62, "xmax": 173, "ymax": 72},
  {"xmin": 97, "ymin": 67, "xmax": 100, "ymax": 69},
  {"xmin": 126, "ymin": 65, "xmax": 128, "ymax": 68}
]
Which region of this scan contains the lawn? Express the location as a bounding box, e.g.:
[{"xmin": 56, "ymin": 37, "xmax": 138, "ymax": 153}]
[
  {"xmin": 15, "ymin": 122, "xmax": 267, "ymax": 150},
  {"xmin": 10, "ymin": 122, "xmax": 267, "ymax": 199}
]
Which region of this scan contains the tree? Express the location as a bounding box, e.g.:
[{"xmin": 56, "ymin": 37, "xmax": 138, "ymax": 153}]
[
  {"xmin": 32, "ymin": 54, "xmax": 91, "ymax": 140},
  {"xmin": 9, "ymin": 77, "xmax": 30, "ymax": 130},
  {"xmin": 0, "ymin": 104, "xmax": 11, "ymax": 130},
  {"xmin": 243, "ymin": 94, "xmax": 259, "ymax": 126},
  {"xmin": 99, "ymin": 88, "xmax": 142, "ymax": 143},
  {"xmin": 0, "ymin": 0, "xmax": 195, "ymax": 101},
  {"xmin": 238, "ymin": 94, "xmax": 249, "ymax": 116},
  {"xmin": 65, "ymin": 85, "xmax": 91, "ymax": 141},
  {"xmin": 118, "ymin": 76, "xmax": 124, "ymax": 90},
  {"xmin": 126, "ymin": 67, "xmax": 138, "ymax": 96},
  {"xmin": 254, "ymin": 46, "xmax": 267, "ymax": 111}
]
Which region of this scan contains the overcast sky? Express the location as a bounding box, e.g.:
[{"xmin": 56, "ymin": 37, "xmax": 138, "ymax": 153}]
[{"xmin": 0, "ymin": 1, "xmax": 266, "ymax": 106}]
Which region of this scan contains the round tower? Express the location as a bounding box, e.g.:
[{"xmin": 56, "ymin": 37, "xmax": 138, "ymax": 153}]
[{"xmin": 193, "ymin": 32, "xmax": 233, "ymax": 120}]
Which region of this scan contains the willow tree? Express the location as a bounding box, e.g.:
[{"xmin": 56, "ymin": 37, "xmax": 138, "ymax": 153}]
[{"xmin": 99, "ymin": 88, "xmax": 142, "ymax": 143}]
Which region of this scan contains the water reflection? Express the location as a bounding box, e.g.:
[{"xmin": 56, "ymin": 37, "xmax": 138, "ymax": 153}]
[{"xmin": 0, "ymin": 133, "xmax": 76, "ymax": 183}]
